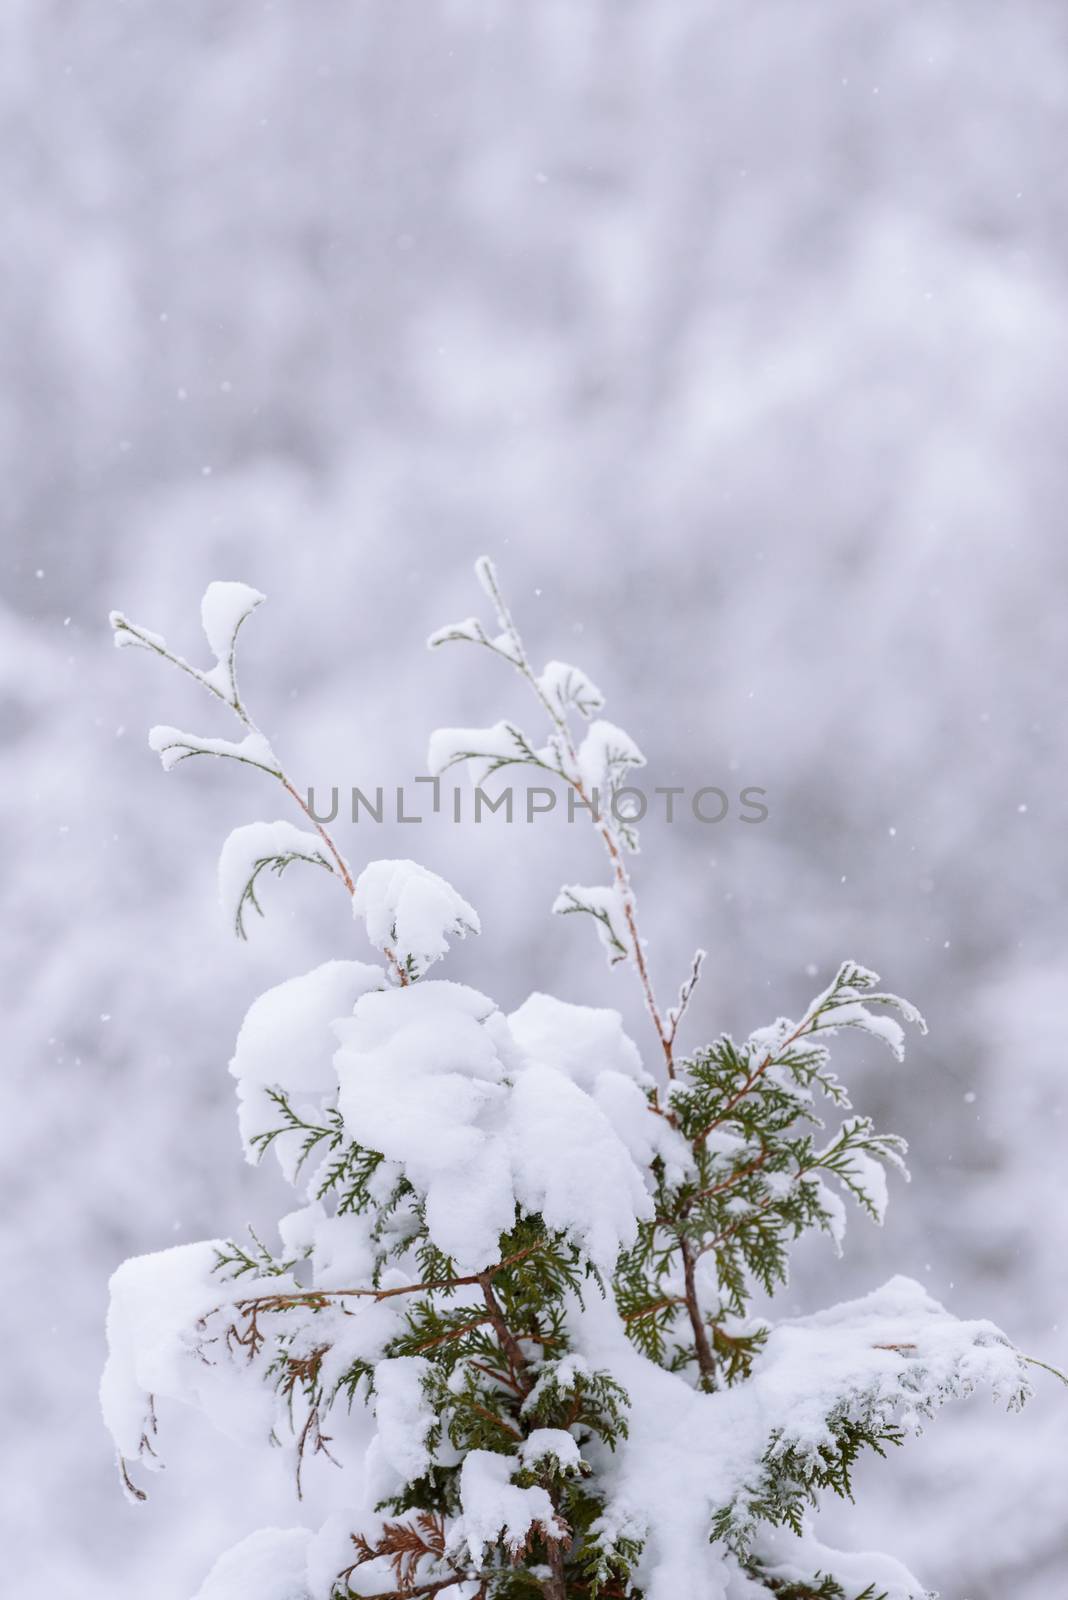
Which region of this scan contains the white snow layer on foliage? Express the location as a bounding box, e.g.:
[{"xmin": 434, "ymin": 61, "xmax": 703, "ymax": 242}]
[
  {"xmin": 552, "ymin": 882, "xmax": 630, "ymax": 963},
  {"xmin": 426, "ymin": 719, "xmax": 551, "ymax": 784},
  {"xmin": 218, "ymin": 819, "xmax": 333, "ymax": 934},
  {"xmin": 225, "ymin": 951, "xmax": 677, "ymax": 1273},
  {"xmin": 508, "ymin": 992, "xmax": 682, "ymax": 1174},
  {"xmin": 164, "ymin": 1272, "xmax": 1019, "ymax": 1600},
  {"xmin": 109, "ymin": 610, "xmax": 167, "ymax": 652},
  {"xmin": 278, "ymin": 1200, "xmax": 380, "ymax": 1287},
  {"xmin": 99, "ymin": 958, "xmax": 1023, "ymax": 1600},
  {"xmin": 749, "ymin": 1524, "xmax": 922, "ymax": 1600},
  {"xmin": 425, "ymin": 613, "xmax": 486, "ymax": 649},
  {"xmin": 535, "ymin": 658, "xmax": 605, "ymax": 720},
  {"xmin": 148, "ymin": 724, "xmax": 279, "ymax": 774},
  {"xmin": 453, "ymin": 1449, "xmax": 567, "ymax": 1566},
  {"xmin": 191, "ymin": 1526, "xmax": 311, "ymax": 1600},
  {"xmin": 198, "ymin": 580, "xmax": 264, "ymax": 698},
  {"xmin": 372, "ymin": 1357, "xmax": 436, "ymax": 1483},
  {"xmin": 230, "ymin": 960, "xmax": 384, "ymax": 1177},
  {"xmin": 333, "ymin": 981, "xmax": 680, "ymax": 1272},
  {"xmin": 100, "ymin": 1241, "xmax": 246, "ymax": 1470},
  {"xmin": 516, "ymin": 1427, "xmax": 584, "ymax": 1473},
  {"xmin": 508, "ymin": 991, "xmax": 647, "ymax": 1091},
  {"xmin": 806, "ymin": 961, "xmax": 927, "ymax": 1062},
  {"xmin": 352, "ymin": 858, "xmax": 479, "ymax": 976},
  {"xmin": 574, "ymin": 1274, "xmax": 1024, "ymax": 1600},
  {"xmin": 110, "ymin": 580, "xmax": 264, "ymax": 710},
  {"xmin": 575, "ymin": 718, "xmax": 646, "ymax": 792}
]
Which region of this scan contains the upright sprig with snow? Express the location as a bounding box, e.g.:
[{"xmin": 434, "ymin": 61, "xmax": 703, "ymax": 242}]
[
  {"xmin": 429, "ymin": 557, "xmax": 690, "ymax": 1064},
  {"xmin": 103, "ymin": 563, "xmax": 1046, "ymax": 1600}
]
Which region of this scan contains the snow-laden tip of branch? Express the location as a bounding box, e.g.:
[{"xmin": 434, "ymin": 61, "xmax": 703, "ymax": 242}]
[
  {"xmin": 571, "ymin": 1274, "xmax": 1027, "ymax": 1599},
  {"xmin": 577, "ymin": 718, "xmax": 646, "ymax": 792},
  {"xmin": 451, "ymin": 1449, "xmax": 568, "ymax": 1569},
  {"xmin": 200, "ymin": 580, "xmax": 265, "ymax": 704},
  {"xmin": 109, "ymin": 611, "xmax": 167, "ymax": 653},
  {"xmin": 229, "ymin": 960, "xmax": 384, "ymax": 1176},
  {"xmin": 426, "ymin": 615, "xmax": 486, "ymax": 650},
  {"xmin": 515, "ymin": 1428, "xmax": 584, "ymax": 1475},
  {"xmin": 218, "ymin": 820, "xmax": 334, "ymax": 941},
  {"xmin": 427, "ymin": 719, "xmax": 553, "ymax": 784},
  {"xmin": 667, "ymin": 948, "xmax": 706, "ymax": 1044},
  {"xmin": 760, "ymin": 1272, "xmax": 1029, "ymax": 1436},
  {"xmin": 537, "ymin": 659, "xmax": 605, "ymax": 721},
  {"xmin": 807, "ymin": 960, "xmax": 928, "ymax": 1061},
  {"xmin": 201, "ymin": 580, "xmax": 265, "ymax": 660},
  {"xmin": 474, "ymin": 554, "xmax": 504, "ymax": 610},
  {"xmin": 427, "ymin": 613, "xmax": 524, "ymax": 665},
  {"xmin": 100, "ymin": 1241, "xmax": 232, "ymax": 1493},
  {"xmin": 812, "ymin": 1114, "xmax": 909, "ymax": 1226},
  {"xmin": 148, "ymin": 724, "xmax": 280, "ymax": 776},
  {"xmin": 553, "ymin": 883, "xmax": 630, "ymax": 966},
  {"xmin": 111, "ymin": 581, "xmax": 265, "ymax": 715},
  {"xmin": 353, "ymin": 859, "xmax": 480, "ymax": 980}
]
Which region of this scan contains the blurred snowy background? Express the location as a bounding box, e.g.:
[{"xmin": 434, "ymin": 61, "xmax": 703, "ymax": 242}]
[{"xmin": 2, "ymin": 2, "xmax": 1066, "ymax": 1595}]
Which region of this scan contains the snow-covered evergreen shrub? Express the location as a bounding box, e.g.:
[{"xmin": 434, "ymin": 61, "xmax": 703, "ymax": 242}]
[{"xmin": 104, "ymin": 562, "xmax": 1031, "ymax": 1600}]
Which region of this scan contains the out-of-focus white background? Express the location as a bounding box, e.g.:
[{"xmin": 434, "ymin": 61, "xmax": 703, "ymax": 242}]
[{"xmin": 2, "ymin": 4, "xmax": 1065, "ymax": 1595}]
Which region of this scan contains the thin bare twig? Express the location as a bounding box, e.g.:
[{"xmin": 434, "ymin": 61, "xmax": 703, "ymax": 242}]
[{"xmin": 667, "ymin": 948, "xmax": 707, "ymax": 1044}]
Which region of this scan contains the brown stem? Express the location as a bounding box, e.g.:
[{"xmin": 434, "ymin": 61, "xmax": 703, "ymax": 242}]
[
  {"xmin": 692, "ymin": 1016, "xmax": 814, "ymax": 1147},
  {"xmin": 695, "ymin": 1167, "xmax": 811, "ymax": 1261},
  {"xmin": 279, "ymin": 761, "xmax": 422, "ymax": 986},
  {"xmin": 477, "ymin": 1272, "xmax": 531, "ymax": 1394},
  {"xmin": 468, "ymin": 1358, "xmax": 525, "ymax": 1395},
  {"xmin": 623, "ymin": 1295, "xmax": 684, "ymax": 1325},
  {"xmin": 232, "ymin": 1241, "xmax": 546, "ymax": 1317},
  {"xmin": 381, "ymin": 943, "xmax": 411, "ymax": 986},
  {"xmin": 683, "ymin": 1150, "xmax": 770, "ymax": 1210},
  {"xmin": 412, "ymin": 1316, "xmax": 492, "ymax": 1355},
  {"xmin": 666, "ymin": 948, "xmax": 705, "ymax": 1045},
  {"xmin": 680, "ymin": 1235, "xmax": 716, "ymax": 1386},
  {"xmin": 280, "ymin": 775, "xmax": 356, "ymax": 893},
  {"xmin": 593, "ymin": 803, "xmax": 674, "ymax": 1079},
  {"xmin": 543, "ymin": 1537, "xmax": 568, "ymax": 1600},
  {"xmin": 468, "ymin": 1400, "xmax": 523, "ymax": 1441},
  {"xmin": 352, "ymin": 1578, "xmax": 467, "ymax": 1600},
  {"xmin": 282, "ymin": 773, "xmax": 407, "ymax": 987}
]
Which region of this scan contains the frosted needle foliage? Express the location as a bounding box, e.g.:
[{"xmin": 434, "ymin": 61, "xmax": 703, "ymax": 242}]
[{"xmin": 102, "ymin": 564, "xmax": 1037, "ymax": 1600}]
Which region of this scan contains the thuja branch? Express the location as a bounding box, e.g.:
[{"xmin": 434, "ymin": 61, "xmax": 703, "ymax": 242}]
[
  {"xmin": 112, "ymin": 600, "xmax": 413, "ymax": 987},
  {"xmin": 477, "ymin": 1270, "xmax": 532, "ymax": 1394},
  {"xmin": 436, "ymin": 563, "xmax": 730, "ymax": 1382},
  {"xmin": 465, "ymin": 559, "xmax": 679, "ymax": 1078},
  {"xmin": 680, "ymin": 1235, "xmax": 717, "ymax": 1385},
  {"xmin": 112, "ymin": 609, "xmax": 357, "ymax": 892},
  {"xmin": 693, "ymin": 1171, "xmax": 812, "ymax": 1261},
  {"xmin": 228, "ymin": 1241, "xmax": 548, "ymax": 1318},
  {"xmin": 104, "ymin": 569, "xmax": 1012, "ymax": 1600},
  {"xmin": 692, "ymin": 1015, "xmax": 815, "ymax": 1147}
]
